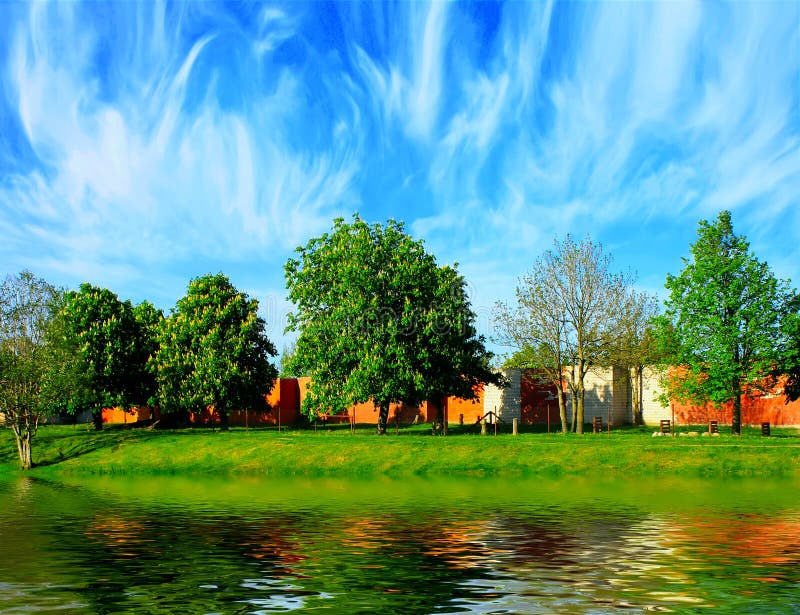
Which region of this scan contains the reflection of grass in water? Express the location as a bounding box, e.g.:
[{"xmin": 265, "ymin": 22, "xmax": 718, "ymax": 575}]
[
  {"xmin": 0, "ymin": 423, "xmax": 798, "ymax": 479},
  {"xmin": 1, "ymin": 469, "xmax": 799, "ymax": 614}
]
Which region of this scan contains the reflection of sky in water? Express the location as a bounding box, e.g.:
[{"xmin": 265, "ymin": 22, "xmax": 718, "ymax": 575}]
[
  {"xmin": 433, "ymin": 510, "xmax": 800, "ymax": 613},
  {"xmin": 1, "ymin": 477, "xmax": 798, "ymax": 613},
  {"xmin": 239, "ymin": 577, "xmax": 333, "ymax": 613}
]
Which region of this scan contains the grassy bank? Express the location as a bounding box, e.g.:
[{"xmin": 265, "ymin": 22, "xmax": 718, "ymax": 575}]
[{"xmin": 1, "ymin": 423, "xmax": 799, "ymax": 478}]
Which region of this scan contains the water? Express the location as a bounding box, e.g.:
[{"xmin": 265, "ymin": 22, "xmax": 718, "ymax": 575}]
[{"xmin": 0, "ymin": 475, "xmax": 798, "ymax": 614}]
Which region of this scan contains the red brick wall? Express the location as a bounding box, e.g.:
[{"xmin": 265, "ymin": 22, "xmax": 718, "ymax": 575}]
[
  {"xmin": 520, "ymin": 371, "xmax": 562, "ymax": 425},
  {"xmin": 668, "ymin": 372, "xmax": 800, "ymax": 426},
  {"xmin": 673, "ymin": 393, "xmax": 800, "ymax": 426}
]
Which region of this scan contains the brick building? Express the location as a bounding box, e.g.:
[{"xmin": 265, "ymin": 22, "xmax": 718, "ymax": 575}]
[{"xmin": 101, "ymin": 367, "xmax": 800, "ymax": 428}]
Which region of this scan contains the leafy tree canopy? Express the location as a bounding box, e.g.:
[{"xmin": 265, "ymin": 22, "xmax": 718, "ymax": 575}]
[
  {"xmin": 285, "ymin": 215, "xmax": 502, "ymax": 434},
  {"xmin": 151, "ymin": 273, "xmax": 277, "ymax": 427},
  {"xmin": 653, "ymin": 210, "xmax": 794, "ymax": 433},
  {"xmin": 56, "ymin": 283, "xmax": 143, "ymax": 429},
  {"xmin": 130, "ymin": 301, "xmax": 163, "ymax": 407}
]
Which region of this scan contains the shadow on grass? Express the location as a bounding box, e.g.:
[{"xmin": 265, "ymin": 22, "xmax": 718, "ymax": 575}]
[{"xmin": 31, "ymin": 425, "xmax": 168, "ymax": 467}]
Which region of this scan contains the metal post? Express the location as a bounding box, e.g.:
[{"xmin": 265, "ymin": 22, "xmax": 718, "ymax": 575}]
[
  {"xmin": 671, "ymin": 401, "xmax": 675, "ymax": 437},
  {"xmin": 547, "ymin": 403, "xmax": 550, "ymax": 435}
]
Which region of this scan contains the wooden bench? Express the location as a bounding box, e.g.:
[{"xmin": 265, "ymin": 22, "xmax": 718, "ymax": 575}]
[
  {"xmin": 593, "ymin": 416, "xmax": 603, "ymax": 433},
  {"xmin": 660, "ymin": 419, "xmax": 671, "ymax": 435}
]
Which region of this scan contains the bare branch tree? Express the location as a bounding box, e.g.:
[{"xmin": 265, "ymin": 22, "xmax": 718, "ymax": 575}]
[{"xmin": 495, "ymin": 236, "xmax": 648, "ymax": 433}]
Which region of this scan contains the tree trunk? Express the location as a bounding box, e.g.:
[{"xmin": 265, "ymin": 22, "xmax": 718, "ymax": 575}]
[
  {"xmin": 568, "ymin": 365, "xmax": 578, "ymax": 432},
  {"xmin": 14, "ymin": 428, "xmax": 33, "ymax": 470},
  {"xmin": 21, "ymin": 434, "xmax": 32, "ymax": 470},
  {"xmin": 92, "ymin": 409, "xmax": 104, "ymax": 431},
  {"xmin": 575, "ymin": 359, "xmax": 586, "ymax": 434},
  {"xmin": 557, "ymin": 386, "xmax": 567, "ymax": 434},
  {"xmin": 570, "ymin": 389, "xmax": 577, "ymax": 433},
  {"xmin": 632, "ymin": 366, "xmax": 643, "ymax": 426},
  {"xmin": 377, "ymin": 403, "xmax": 389, "ymax": 435},
  {"xmin": 732, "ymin": 392, "xmax": 742, "ymax": 435}
]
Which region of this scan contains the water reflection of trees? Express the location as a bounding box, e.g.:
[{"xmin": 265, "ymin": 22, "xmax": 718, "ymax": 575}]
[
  {"xmin": 28, "ymin": 501, "xmax": 698, "ymax": 613},
  {"xmin": 5, "ymin": 479, "xmax": 800, "ymax": 614}
]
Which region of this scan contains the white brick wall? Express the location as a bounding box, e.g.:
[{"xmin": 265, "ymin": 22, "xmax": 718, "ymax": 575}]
[
  {"xmin": 564, "ymin": 366, "xmax": 630, "ymax": 427},
  {"xmin": 480, "ymin": 365, "xmax": 671, "ymax": 428},
  {"xmin": 484, "ymin": 368, "xmax": 521, "ymax": 423},
  {"xmin": 641, "ymin": 366, "xmax": 671, "ymax": 425}
]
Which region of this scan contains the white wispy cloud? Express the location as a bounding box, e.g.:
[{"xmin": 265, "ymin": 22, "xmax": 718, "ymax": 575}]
[
  {"xmin": 1, "ymin": 2, "xmax": 359, "ymax": 298},
  {"xmin": 403, "ymin": 2, "xmax": 799, "ymax": 343},
  {"xmin": 1, "ymin": 0, "xmax": 797, "ymax": 351},
  {"xmin": 349, "ymin": 1, "xmax": 450, "ymax": 142}
]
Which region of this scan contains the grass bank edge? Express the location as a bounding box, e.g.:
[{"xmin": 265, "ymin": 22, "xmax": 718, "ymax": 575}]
[{"xmin": 1, "ymin": 424, "xmax": 798, "ymax": 479}]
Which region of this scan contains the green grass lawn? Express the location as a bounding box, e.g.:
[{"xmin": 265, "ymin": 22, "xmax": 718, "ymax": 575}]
[{"xmin": 1, "ymin": 422, "xmax": 798, "ymax": 478}]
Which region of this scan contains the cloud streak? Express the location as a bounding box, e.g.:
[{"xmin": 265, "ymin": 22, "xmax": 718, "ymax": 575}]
[{"xmin": 1, "ymin": 2, "xmax": 359, "ymax": 297}]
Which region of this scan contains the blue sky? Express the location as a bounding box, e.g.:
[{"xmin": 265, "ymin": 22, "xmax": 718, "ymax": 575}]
[{"xmin": 1, "ymin": 1, "xmax": 799, "ymax": 357}]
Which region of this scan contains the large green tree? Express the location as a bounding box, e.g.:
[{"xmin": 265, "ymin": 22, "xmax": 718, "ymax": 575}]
[
  {"xmin": 285, "ymin": 215, "xmax": 502, "ymax": 435},
  {"xmin": 0, "ymin": 271, "xmax": 61, "ymax": 468},
  {"xmin": 151, "ymin": 273, "xmax": 277, "ymax": 429},
  {"xmin": 654, "ymin": 211, "xmax": 793, "ymax": 434},
  {"xmin": 57, "ymin": 284, "xmax": 143, "ymax": 430}
]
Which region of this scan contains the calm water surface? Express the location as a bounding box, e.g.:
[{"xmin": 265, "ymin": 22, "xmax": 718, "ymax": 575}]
[{"xmin": 0, "ymin": 475, "xmax": 798, "ymax": 614}]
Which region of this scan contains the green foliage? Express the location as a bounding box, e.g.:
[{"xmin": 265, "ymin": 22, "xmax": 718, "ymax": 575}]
[
  {"xmin": 56, "ymin": 284, "xmax": 146, "ymax": 428},
  {"xmin": 151, "ymin": 273, "xmax": 278, "ymax": 427},
  {"xmin": 130, "ymin": 301, "xmax": 163, "ymax": 407},
  {"xmin": 777, "ymin": 293, "xmax": 800, "ymax": 401},
  {"xmin": 502, "ymin": 346, "xmax": 543, "ymax": 369},
  {"xmin": 654, "ymin": 211, "xmax": 794, "ymax": 432},
  {"xmin": 0, "ymin": 271, "xmax": 62, "ymax": 468},
  {"xmin": 278, "ymin": 342, "xmax": 304, "ymax": 378},
  {"xmin": 285, "ymin": 215, "xmax": 501, "ymax": 433}
]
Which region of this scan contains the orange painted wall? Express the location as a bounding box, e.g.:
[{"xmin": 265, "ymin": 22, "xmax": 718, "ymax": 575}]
[
  {"xmin": 446, "ymin": 385, "xmax": 484, "ymax": 424},
  {"xmin": 102, "ymin": 376, "xmax": 483, "ymax": 428},
  {"xmin": 189, "ymin": 379, "xmax": 301, "ymax": 426},
  {"xmin": 258, "ymin": 378, "xmax": 301, "ymax": 425},
  {"xmin": 297, "ymin": 377, "xmax": 439, "ymax": 424},
  {"xmin": 102, "ymin": 406, "xmax": 158, "ymax": 424}
]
